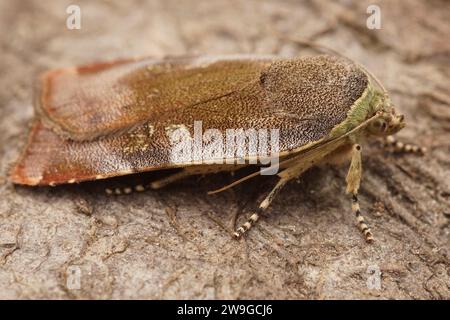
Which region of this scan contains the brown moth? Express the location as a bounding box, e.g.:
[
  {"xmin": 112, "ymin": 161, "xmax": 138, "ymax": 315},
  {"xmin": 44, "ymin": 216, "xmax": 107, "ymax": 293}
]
[{"xmin": 10, "ymin": 54, "xmax": 415, "ymax": 242}]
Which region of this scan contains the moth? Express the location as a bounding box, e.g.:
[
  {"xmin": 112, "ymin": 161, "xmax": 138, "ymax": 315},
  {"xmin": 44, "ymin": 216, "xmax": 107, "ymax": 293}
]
[{"xmin": 10, "ymin": 53, "xmax": 421, "ymax": 243}]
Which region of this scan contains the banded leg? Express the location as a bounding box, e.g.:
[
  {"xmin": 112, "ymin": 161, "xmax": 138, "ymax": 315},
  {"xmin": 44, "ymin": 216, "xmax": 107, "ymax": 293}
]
[
  {"xmin": 234, "ymin": 178, "xmax": 287, "ymax": 239},
  {"xmin": 351, "ymin": 194, "xmax": 374, "ymax": 243},
  {"xmin": 152, "ymin": 164, "xmax": 247, "ymax": 190},
  {"xmin": 105, "ymin": 183, "xmax": 146, "ymax": 195},
  {"xmin": 346, "ymin": 144, "xmax": 374, "ymax": 243},
  {"xmin": 107, "ymin": 165, "xmax": 246, "ymax": 195},
  {"xmin": 384, "ymin": 135, "xmax": 426, "ymax": 154}
]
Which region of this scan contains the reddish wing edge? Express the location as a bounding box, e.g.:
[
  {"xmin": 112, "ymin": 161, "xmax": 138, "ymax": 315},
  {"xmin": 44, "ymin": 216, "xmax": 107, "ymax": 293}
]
[
  {"xmin": 10, "ymin": 54, "xmax": 368, "ymax": 186},
  {"xmin": 35, "ymin": 55, "xmax": 274, "ymax": 141},
  {"xmin": 10, "ymin": 121, "xmax": 173, "ymax": 186}
]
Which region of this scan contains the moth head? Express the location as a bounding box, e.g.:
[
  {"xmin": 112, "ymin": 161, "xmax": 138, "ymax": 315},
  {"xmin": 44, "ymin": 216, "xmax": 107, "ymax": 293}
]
[{"xmin": 368, "ymin": 102, "xmax": 406, "ymax": 136}]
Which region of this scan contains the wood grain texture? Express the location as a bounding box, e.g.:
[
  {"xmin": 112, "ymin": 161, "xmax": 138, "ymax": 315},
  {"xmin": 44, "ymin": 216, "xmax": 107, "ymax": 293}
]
[{"xmin": 0, "ymin": 0, "xmax": 448, "ymax": 299}]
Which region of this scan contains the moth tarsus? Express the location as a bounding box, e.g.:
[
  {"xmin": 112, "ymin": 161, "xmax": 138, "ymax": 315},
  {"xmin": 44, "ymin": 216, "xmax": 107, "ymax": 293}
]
[
  {"xmin": 384, "ymin": 135, "xmax": 426, "ymax": 154},
  {"xmin": 233, "ymin": 211, "xmax": 260, "ymax": 239}
]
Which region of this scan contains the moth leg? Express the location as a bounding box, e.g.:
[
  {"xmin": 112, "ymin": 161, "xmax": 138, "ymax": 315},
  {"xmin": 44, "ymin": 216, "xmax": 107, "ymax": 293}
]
[
  {"xmin": 346, "ymin": 144, "xmax": 374, "ymax": 243},
  {"xmin": 149, "ymin": 169, "xmax": 194, "ymax": 189},
  {"xmin": 233, "ymin": 178, "xmax": 288, "ymax": 239},
  {"xmin": 105, "ymin": 183, "xmax": 147, "ymax": 195},
  {"xmin": 232, "ymin": 142, "xmax": 335, "ymax": 239},
  {"xmin": 105, "ymin": 172, "xmax": 190, "ymax": 195},
  {"xmin": 105, "ymin": 169, "xmax": 193, "ymax": 195},
  {"xmin": 384, "ymin": 135, "xmax": 426, "ymax": 154}
]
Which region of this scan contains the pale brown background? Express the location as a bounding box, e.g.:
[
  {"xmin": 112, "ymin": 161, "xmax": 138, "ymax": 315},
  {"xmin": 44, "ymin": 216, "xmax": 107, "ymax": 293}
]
[{"xmin": 0, "ymin": 0, "xmax": 449, "ymax": 299}]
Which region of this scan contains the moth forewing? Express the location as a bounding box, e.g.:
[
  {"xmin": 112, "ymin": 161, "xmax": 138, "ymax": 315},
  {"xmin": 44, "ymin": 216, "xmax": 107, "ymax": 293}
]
[
  {"xmin": 11, "ymin": 53, "xmax": 397, "ymax": 243},
  {"xmin": 230, "ymin": 92, "xmax": 385, "ymax": 241}
]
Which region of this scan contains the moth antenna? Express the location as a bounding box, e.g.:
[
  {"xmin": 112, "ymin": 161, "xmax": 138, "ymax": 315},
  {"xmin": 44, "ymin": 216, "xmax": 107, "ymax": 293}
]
[{"xmin": 275, "ymin": 34, "xmax": 389, "ymax": 96}]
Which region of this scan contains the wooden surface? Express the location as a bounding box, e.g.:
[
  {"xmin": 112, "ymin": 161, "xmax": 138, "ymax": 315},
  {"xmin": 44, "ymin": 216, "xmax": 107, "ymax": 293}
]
[{"xmin": 0, "ymin": 0, "xmax": 448, "ymax": 299}]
